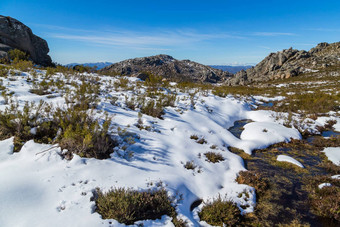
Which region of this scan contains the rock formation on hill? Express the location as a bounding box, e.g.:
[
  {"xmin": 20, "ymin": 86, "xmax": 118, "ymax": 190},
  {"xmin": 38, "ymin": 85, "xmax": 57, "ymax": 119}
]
[
  {"xmin": 0, "ymin": 15, "xmax": 52, "ymax": 66},
  {"xmin": 227, "ymin": 42, "xmax": 340, "ymax": 85},
  {"xmin": 101, "ymin": 54, "xmax": 233, "ymax": 83}
]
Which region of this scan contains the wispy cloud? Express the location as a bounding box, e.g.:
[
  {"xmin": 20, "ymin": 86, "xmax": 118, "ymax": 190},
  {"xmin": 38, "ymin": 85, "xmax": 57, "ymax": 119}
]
[
  {"xmin": 306, "ymin": 28, "xmax": 340, "ymax": 32},
  {"xmin": 41, "ymin": 24, "xmax": 245, "ymax": 49},
  {"xmin": 258, "ymin": 45, "xmax": 271, "ymax": 49},
  {"xmin": 252, "ymin": 32, "xmax": 296, "ymax": 36}
]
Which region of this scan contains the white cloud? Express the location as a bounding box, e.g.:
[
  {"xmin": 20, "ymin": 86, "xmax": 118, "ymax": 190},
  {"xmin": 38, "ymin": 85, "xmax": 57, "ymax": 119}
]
[
  {"xmin": 252, "ymin": 32, "xmax": 296, "ymax": 36},
  {"xmin": 42, "ymin": 24, "xmax": 245, "ymax": 48}
]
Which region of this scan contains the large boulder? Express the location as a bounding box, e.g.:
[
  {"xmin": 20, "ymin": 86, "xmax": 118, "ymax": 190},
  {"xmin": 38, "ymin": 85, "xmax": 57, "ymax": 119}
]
[
  {"xmin": 0, "ymin": 15, "xmax": 52, "ymax": 66},
  {"xmin": 100, "ymin": 54, "xmax": 232, "ymax": 83}
]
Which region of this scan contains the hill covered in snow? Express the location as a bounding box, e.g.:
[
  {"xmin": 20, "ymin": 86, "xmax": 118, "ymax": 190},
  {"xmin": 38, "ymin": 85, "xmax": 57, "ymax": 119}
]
[{"xmin": 0, "ymin": 61, "xmax": 339, "ymax": 226}]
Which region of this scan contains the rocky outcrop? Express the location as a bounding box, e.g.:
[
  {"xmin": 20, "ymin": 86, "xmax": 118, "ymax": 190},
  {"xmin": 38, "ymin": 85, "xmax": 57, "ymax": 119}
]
[
  {"xmin": 0, "ymin": 15, "xmax": 52, "ymax": 66},
  {"xmin": 227, "ymin": 42, "xmax": 340, "ymax": 85},
  {"xmin": 100, "ymin": 54, "xmax": 232, "ymax": 83}
]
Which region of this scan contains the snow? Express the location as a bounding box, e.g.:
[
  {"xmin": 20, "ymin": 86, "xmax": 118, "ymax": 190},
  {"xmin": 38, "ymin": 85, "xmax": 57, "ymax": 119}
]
[
  {"xmin": 252, "ymin": 95, "xmax": 285, "ymax": 102},
  {"xmin": 238, "ymin": 122, "xmax": 301, "ymax": 154},
  {"xmin": 276, "ymin": 155, "xmax": 304, "ymax": 168},
  {"xmin": 316, "ymin": 116, "xmax": 340, "ymax": 132},
  {"xmin": 331, "ymin": 175, "xmax": 340, "ymax": 179},
  {"xmin": 304, "ymin": 68, "xmax": 319, "ymax": 73},
  {"xmin": 318, "ymin": 183, "xmax": 332, "ymax": 189},
  {"xmin": 0, "ymin": 68, "xmax": 305, "ymax": 226},
  {"xmin": 322, "ymin": 147, "xmax": 340, "ymax": 166}
]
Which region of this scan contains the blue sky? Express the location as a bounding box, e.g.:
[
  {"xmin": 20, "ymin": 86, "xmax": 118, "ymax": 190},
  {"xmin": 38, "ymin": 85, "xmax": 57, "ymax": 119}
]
[{"xmin": 1, "ymin": 0, "xmax": 340, "ymax": 65}]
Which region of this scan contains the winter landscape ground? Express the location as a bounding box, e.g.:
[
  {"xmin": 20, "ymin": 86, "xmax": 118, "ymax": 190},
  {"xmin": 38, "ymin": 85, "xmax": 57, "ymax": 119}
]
[
  {"xmin": 0, "ymin": 56, "xmax": 339, "ymax": 226},
  {"xmin": 0, "ymin": 5, "xmax": 340, "ymax": 226}
]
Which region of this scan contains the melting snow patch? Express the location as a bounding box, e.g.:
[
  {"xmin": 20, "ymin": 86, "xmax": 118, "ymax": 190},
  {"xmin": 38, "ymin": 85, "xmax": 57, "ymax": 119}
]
[
  {"xmin": 238, "ymin": 122, "xmax": 301, "ymax": 154},
  {"xmin": 316, "ymin": 116, "xmax": 340, "ymax": 132},
  {"xmin": 252, "ymin": 95, "xmax": 285, "ymax": 102},
  {"xmin": 318, "ymin": 183, "xmax": 332, "ymax": 189},
  {"xmin": 322, "ymin": 147, "xmax": 340, "ymax": 166},
  {"xmin": 331, "ymin": 175, "xmax": 340, "ymax": 179},
  {"xmin": 277, "ymin": 155, "xmax": 304, "ymax": 168}
]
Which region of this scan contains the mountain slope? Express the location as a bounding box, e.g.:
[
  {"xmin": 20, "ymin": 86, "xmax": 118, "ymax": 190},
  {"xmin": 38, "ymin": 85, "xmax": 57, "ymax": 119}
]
[
  {"xmin": 227, "ymin": 42, "xmax": 340, "ymax": 85},
  {"xmin": 100, "ymin": 54, "xmax": 233, "ymax": 83},
  {"xmin": 66, "ymin": 62, "xmax": 113, "ymax": 69}
]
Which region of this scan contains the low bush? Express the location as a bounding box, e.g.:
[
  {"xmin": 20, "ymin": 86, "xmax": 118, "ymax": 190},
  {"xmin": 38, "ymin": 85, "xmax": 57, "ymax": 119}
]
[
  {"xmin": 184, "ymin": 161, "xmax": 196, "ymax": 170},
  {"xmin": 236, "ymin": 171, "xmax": 269, "ymax": 196},
  {"xmin": 55, "ymin": 107, "xmax": 116, "ymax": 159},
  {"xmin": 204, "ymin": 152, "xmax": 224, "ymax": 163},
  {"xmin": 95, "ymin": 187, "xmax": 176, "ymax": 225},
  {"xmin": 196, "ymin": 138, "xmax": 207, "ymax": 144},
  {"xmin": 199, "ymin": 196, "xmax": 241, "ymax": 226},
  {"xmin": 190, "ymin": 134, "xmax": 199, "ymax": 140},
  {"xmin": 8, "ymin": 49, "xmax": 29, "ymax": 62},
  {"xmin": 0, "ymin": 97, "xmax": 116, "ymax": 159},
  {"xmin": 303, "ymin": 175, "xmax": 340, "ymax": 222},
  {"xmin": 140, "ymin": 99, "xmax": 164, "ymax": 119},
  {"xmin": 0, "ymin": 100, "xmax": 53, "ymax": 152},
  {"xmin": 12, "ymin": 60, "xmax": 33, "ymax": 72}
]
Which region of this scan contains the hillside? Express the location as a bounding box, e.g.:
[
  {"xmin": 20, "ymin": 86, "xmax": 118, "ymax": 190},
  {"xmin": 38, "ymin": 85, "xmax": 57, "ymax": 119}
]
[
  {"xmin": 0, "ymin": 61, "xmax": 339, "ymax": 226},
  {"xmin": 0, "ymin": 15, "xmax": 339, "ymax": 227},
  {"xmin": 227, "ymin": 42, "xmax": 340, "ymax": 85},
  {"xmin": 100, "ymin": 54, "xmax": 233, "ymax": 83},
  {"xmin": 66, "ymin": 62, "xmax": 113, "ymax": 69}
]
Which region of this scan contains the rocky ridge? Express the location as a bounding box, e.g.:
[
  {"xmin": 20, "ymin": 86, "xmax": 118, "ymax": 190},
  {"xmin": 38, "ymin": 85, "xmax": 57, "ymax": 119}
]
[
  {"xmin": 0, "ymin": 15, "xmax": 52, "ymax": 66},
  {"xmin": 227, "ymin": 42, "xmax": 340, "ymax": 85},
  {"xmin": 100, "ymin": 54, "xmax": 233, "ymax": 83}
]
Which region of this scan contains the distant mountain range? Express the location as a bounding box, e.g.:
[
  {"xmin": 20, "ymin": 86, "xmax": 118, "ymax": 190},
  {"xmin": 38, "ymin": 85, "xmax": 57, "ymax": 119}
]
[
  {"xmin": 65, "ymin": 62, "xmax": 113, "ymax": 69},
  {"xmin": 65, "ymin": 62, "xmax": 253, "ymax": 74},
  {"xmin": 209, "ymin": 65, "xmax": 253, "ymax": 74}
]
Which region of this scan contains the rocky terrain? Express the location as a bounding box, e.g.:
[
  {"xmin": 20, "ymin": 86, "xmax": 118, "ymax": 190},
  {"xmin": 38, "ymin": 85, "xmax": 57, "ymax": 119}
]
[
  {"xmin": 227, "ymin": 42, "xmax": 340, "ymax": 85},
  {"xmin": 100, "ymin": 54, "xmax": 233, "ymax": 83},
  {"xmin": 0, "ymin": 15, "xmax": 52, "ymax": 66}
]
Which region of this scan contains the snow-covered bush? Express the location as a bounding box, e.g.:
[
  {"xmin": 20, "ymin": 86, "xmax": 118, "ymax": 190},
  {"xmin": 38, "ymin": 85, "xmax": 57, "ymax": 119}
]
[
  {"xmin": 199, "ymin": 196, "xmax": 242, "ymax": 226},
  {"xmin": 204, "ymin": 152, "xmax": 224, "ymax": 163},
  {"xmin": 95, "ymin": 187, "xmax": 177, "ymax": 225}
]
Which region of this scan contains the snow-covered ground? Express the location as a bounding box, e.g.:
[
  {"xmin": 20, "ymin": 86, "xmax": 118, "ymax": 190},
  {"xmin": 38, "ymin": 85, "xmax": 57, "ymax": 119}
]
[
  {"xmin": 322, "ymin": 147, "xmax": 340, "ymax": 166},
  {"xmin": 0, "ymin": 68, "xmax": 331, "ymax": 227},
  {"xmin": 277, "ymin": 155, "xmax": 304, "ymax": 168}
]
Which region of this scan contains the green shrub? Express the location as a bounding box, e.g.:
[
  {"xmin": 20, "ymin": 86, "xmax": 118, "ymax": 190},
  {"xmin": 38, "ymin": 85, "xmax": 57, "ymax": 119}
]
[
  {"xmin": 29, "ymin": 79, "xmax": 52, "ymax": 95},
  {"xmin": 12, "ymin": 60, "xmax": 33, "ymax": 71},
  {"xmin": 95, "ymin": 187, "xmax": 176, "ymax": 225},
  {"xmin": 199, "ymin": 196, "xmax": 241, "ymax": 226},
  {"xmin": 54, "ymin": 107, "xmax": 116, "ymax": 159},
  {"xmin": 0, "ymin": 66, "xmax": 9, "ymax": 77},
  {"xmin": 0, "ymin": 97, "xmax": 116, "ymax": 159},
  {"xmin": 8, "ymin": 49, "xmax": 29, "ymax": 62},
  {"xmin": 0, "ymin": 100, "xmax": 53, "ymax": 152},
  {"xmin": 145, "ymin": 73, "xmax": 165, "ymax": 91},
  {"xmin": 140, "ymin": 99, "xmax": 164, "ymax": 119},
  {"xmin": 114, "ymin": 77, "xmax": 130, "ymax": 90}
]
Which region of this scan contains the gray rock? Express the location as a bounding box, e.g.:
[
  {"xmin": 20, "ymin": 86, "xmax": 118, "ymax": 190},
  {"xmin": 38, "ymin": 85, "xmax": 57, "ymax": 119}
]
[
  {"xmin": 0, "ymin": 15, "xmax": 52, "ymax": 66},
  {"xmin": 100, "ymin": 54, "xmax": 232, "ymax": 83},
  {"xmin": 227, "ymin": 42, "xmax": 340, "ymax": 85}
]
